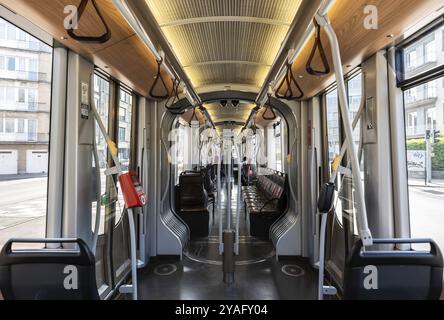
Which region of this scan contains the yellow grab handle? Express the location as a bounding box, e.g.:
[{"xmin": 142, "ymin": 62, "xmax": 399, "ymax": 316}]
[
  {"xmin": 107, "ymin": 138, "xmax": 118, "ymax": 157},
  {"xmin": 331, "ymin": 155, "xmax": 341, "ymax": 172}
]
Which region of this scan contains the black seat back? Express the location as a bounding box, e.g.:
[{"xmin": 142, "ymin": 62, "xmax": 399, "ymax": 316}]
[
  {"xmin": 0, "ymin": 238, "xmax": 99, "ymax": 300},
  {"xmin": 343, "ymin": 238, "xmax": 443, "ymax": 300},
  {"xmin": 318, "ymin": 183, "xmax": 335, "ymax": 213},
  {"xmin": 179, "ymin": 171, "xmax": 208, "ymax": 210},
  {"xmin": 201, "ymin": 167, "xmax": 214, "ymax": 194}
]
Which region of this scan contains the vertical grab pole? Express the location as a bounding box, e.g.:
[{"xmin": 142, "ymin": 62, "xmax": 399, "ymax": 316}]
[
  {"xmin": 223, "ymin": 131, "xmax": 233, "ymax": 230},
  {"xmin": 316, "ymin": 13, "xmax": 373, "ymax": 246},
  {"xmin": 318, "ymin": 212, "xmax": 328, "ymax": 300},
  {"xmin": 217, "ymin": 142, "xmax": 224, "ymax": 255},
  {"xmin": 127, "ymin": 207, "xmax": 138, "ymax": 300},
  {"xmin": 234, "ymin": 140, "xmax": 242, "ymax": 255},
  {"xmin": 222, "ymin": 131, "xmax": 235, "ymax": 283}
]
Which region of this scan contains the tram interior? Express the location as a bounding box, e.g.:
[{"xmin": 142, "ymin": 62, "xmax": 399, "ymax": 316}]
[{"xmin": 0, "ymin": 0, "xmax": 444, "ymax": 301}]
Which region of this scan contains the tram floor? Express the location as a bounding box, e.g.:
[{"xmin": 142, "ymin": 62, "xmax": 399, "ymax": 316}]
[
  {"xmin": 137, "ymin": 254, "xmax": 318, "ymax": 300},
  {"xmin": 137, "ymin": 180, "xmax": 318, "ymax": 300}
]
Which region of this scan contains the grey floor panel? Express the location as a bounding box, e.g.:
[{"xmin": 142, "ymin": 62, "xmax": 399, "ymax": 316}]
[
  {"xmin": 138, "ymin": 256, "xmax": 318, "ymax": 300},
  {"xmin": 138, "ymin": 179, "xmax": 317, "ymax": 300}
]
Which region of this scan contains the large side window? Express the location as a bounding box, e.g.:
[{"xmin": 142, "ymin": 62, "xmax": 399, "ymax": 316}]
[
  {"xmin": 399, "ymin": 21, "xmax": 444, "ymax": 251},
  {"xmin": 324, "ymin": 73, "xmax": 364, "ymax": 234},
  {"xmin": 347, "ymin": 73, "xmax": 363, "ymax": 149},
  {"xmin": 326, "ymin": 89, "xmax": 340, "ymax": 166},
  {"xmin": 0, "ymin": 18, "xmax": 52, "ymax": 248},
  {"xmin": 325, "ymin": 88, "xmax": 343, "ymax": 223},
  {"xmin": 115, "ymin": 88, "xmax": 134, "ymax": 224},
  {"xmin": 403, "ymin": 77, "xmax": 444, "ymax": 251},
  {"xmin": 92, "ymin": 74, "xmax": 110, "ymax": 236},
  {"xmin": 346, "ymin": 72, "xmax": 364, "ymax": 235},
  {"xmin": 117, "ymin": 89, "xmax": 132, "ymax": 172}
]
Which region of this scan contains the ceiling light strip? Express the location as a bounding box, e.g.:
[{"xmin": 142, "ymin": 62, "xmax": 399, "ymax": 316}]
[
  {"xmin": 183, "ymin": 60, "xmax": 272, "ymax": 68},
  {"xmin": 159, "ymin": 16, "xmax": 291, "ymax": 28}
]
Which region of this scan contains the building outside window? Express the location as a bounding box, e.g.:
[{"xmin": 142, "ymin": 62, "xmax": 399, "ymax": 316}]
[
  {"xmin": 0, "ymin": 18, "xmax": 52, "ymax": 250},
  {"xmin": 117, "ymin": 89, "xmax": 132, "ymax": 172},
  {"xmin": 119, "ymin": 127, "xmax": 125, "ymax": 142},
  {"xmin": 424, "ymin": 40, "xmax": 436, "ymax": 63}
]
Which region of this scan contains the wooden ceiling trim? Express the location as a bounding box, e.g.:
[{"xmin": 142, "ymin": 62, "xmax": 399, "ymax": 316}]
[
  {"xmin": 0, "ymin": 0, "xmax": 172, "ymax": 97},
  {"xmin": 289, "ymin": 0, "xmax": 444, "ymax": 98}
]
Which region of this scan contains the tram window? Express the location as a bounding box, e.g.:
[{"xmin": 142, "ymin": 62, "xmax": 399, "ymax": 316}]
[
  {"xmin": 326, "ymin": 89, "xmax": 340, "ymax": 166},
  {"xmin": 275, "ymin": 124, "xmax": 282, "ymax": 172},
  {"xmin": 347, "ymin": 73, "xmax": 364, "ymax": 235},
  {"xmin": 115, "ymin": 88, "xmax": 133, "ymax": 224},
  {"xmin": 325, "ymin": 88, "xmax": 344, "ymax": 223},
  {"xmin": 117, "ymin": 90, "xmax": 132, "ymax": 172},
  {"xmin": 399, "ymin": 22, "xmax": 444, "ymax": 83},
  {"xmin": 0, "ymin": 18, "xmax": 52, "ymax": 249},
  {"xmin": 266, "ymin": 122, "xmax": 282, "ymax": 171},
  {"xmin": 403, "ymin": 76, "xmax": 444, "ymax": 251},
  {"xmin": 174, "ymin": 122, "xmax": 187, "ymax": 184},
  {"xmin": 347, "ymin": 73, "xmax": 362, "ymax": 149},
  {"xmin": 92, "ymin": 74, "xmax": 110, "ymax": 235}
]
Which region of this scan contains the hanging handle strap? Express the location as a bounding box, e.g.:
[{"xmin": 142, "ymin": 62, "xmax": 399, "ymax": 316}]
[
  {"xmin": 67, "ymin": 0, "xmax": 111, "ymax": 44},
  {"xmin": 165, "ymin": 78, "xmax": 184, "ymax": 115},
  {"xmin": 149, "ymin": 59, "xmax": 170, "ymax": 100},
  {"xmin": 275, "ymin": 62, "xmax": 304, "ymax": 100},
  {"xmin": 188, "ymin": 107, "xmax": 199, "ymax": 127},
  {"xmin": 262, "ymin": 94, "xmax": 277, "ymax": 121},
  {"xmin": 306, "ymin": 19, "xmax": 330, "ymax": 76}
]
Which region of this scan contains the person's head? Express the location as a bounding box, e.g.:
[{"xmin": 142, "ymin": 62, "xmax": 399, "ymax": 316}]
[{"xmin": 243, "ymin": 157, "xmax": 247, "ymax": 162}]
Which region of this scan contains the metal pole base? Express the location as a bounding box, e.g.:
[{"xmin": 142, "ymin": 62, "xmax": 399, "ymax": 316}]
[
  {"xmin": 223, "ymin": 230, "xmax": 235, "ymax": 284},
  {"xmin": 223, "ymin": 272, "xmax": 235, "ymax": 284}
]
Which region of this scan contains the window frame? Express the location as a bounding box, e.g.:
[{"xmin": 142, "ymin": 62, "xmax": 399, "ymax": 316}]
[
  {"xmin": 0, "ymin": 15, "xmax": 54, "ymax": 249},
  {"xmin": 321, "ymin": 68, "xmax": 364, "ymax": 232},
  {"xmin": 396, "ymin": 16, "xmax": 444, "ymax": 88}
]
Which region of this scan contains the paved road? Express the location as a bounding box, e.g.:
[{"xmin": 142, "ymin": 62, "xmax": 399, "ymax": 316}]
[
  {"xmin": 0, "ymin": 177, "xmax": 48, "ymax": 247},
  {"xmin": 409, "ymin": 183, "xmax": 444, "ymax": 251}
]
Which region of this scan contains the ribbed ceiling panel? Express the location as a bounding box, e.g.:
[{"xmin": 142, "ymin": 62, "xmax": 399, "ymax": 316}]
[
  {"xmin": 205, "ymin": 102, "xmax": 256, "ymax": 123},
  {"xmin": 146, "ymin": 0, "xmax": 301, "ymax": 25},
  {"xmin": 145, "ymin": 0, "xmax": 302, "ymax": 92},
  {"xmin": 187, "ymin": 63, "xmax": 270, "ymax": 89},
  {"xmin": 166, "ymin": 22, "xmax": 288, "ymax": 66}
]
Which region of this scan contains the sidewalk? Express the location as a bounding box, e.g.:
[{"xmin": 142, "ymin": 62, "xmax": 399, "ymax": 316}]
[
  {"xmin": 408, "ymin": 178, "xmax": 444, "ymax": 188},
  {"xmin": 0, "ymin": 173, "xmax": 47, "ymax": 182}
]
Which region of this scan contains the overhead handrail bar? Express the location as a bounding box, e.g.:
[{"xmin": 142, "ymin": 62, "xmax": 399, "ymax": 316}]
[
  {"xmin": 306, "ymin": 18, "xmax": 330, "ymax": 76},
  {"xmin": 68, "ymin": 0, "xmax": 111, "ymax": 44}
]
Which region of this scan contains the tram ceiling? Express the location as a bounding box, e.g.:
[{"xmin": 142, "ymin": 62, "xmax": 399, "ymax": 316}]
[
  {"xmin": 2, "ymin": 0, "xmax": 442, "ymax": 101},
  {"xmin": 145, "ymin": 0, "xmax": 305, "ymax": 94}
]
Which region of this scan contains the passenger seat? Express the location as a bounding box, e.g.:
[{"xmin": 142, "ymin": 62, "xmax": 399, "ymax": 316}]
[{"xmin": 178, "ymin": 171, "xmax": 210, "ymax": 239}]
